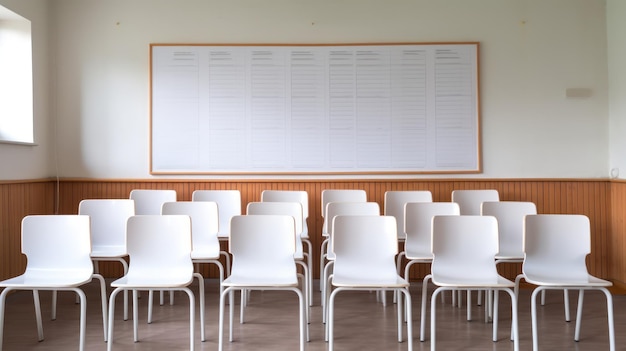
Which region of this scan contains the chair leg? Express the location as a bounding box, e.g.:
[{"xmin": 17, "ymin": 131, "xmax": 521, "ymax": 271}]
[
  {"xmin": 530, "ymin": 287, "xmax": 542, "ymax": 351},
  {"xmin": 220, "ymin": 250, "xmax": 231, "ymax": 277},
  {"xmin": 319, "ymin": 238, "xmax": 328, "ymax": 292},
  {"xmin": 394, "ymin": 251, "xmax": 405, "ymax": 304},
  {"xmin": 401, "ymin": 288, "xmax": 413, "ymax": 351},
  {"xmin": 33, "ymin": 290, "xmax": 44, "ymax": 341},
  {"xmin": 74, "ymin": 288, "xmax": 87, "ymax": 351},
  {"xmin": 181, "ymin": 287, "xmax": 195, "ymax": 351},
  {"xmin": 302, "ymin": 238, "xmax": 314, "ymax": 306},
  {"xmin": 492, "ymin": 290, "xmax": 499, "ymax": 341},
  {"xmin": 133, "ymin": 290, "xmax": 140, "ymax": 342},
  {"xmin": 218, "ymin": 287, "xmax": 229, "ymax": 351},
  {"xmin": 328, "ymin": 287, "xmax": 341, "ymax": 351},
  {"xmin": 420, "ymin": 274, "xmax": 432, "ymax": 342},
  {"xmin": 430, "ymin": 287, "xmax": 444, "ymax": 350},
  {"xmin": 120, "ymin": 260, "xmax": 129, "ymax": 321},
  {"xmin": 502, "ymin": 288, "xmax": 519, "ymax": 351},
  {"xmin": 322, "ymin": 261, "xmax": 334, "ymax": 324},
  {"xmin": 229, "ymin": 289, "xmax": 235, "ymax": 341},
  {"xmin": 564, "ymin": 289, "xmax": 570, "ymax": 322},
  {"xmin": 600, "ymin": 287, "xmax": 616, "ymax": 351},
  {"xmin": 466, "ymin": 290, "xmax": 472, "ymax": 321},
  {"xmin": 147, "ymin": 290, "xmax": 154, "ymax": 324},
  {"xmin": 574, "ymin": 289, "xmax": 584, "ymax": 341},
  {"xmin": 92, "ymin": 274, "xmax": 108, "ymax": 342},
  {"xmin": 295, "ymin": 263, "xmax": 310, "ymax": 324},
  {"xmin": 0, "ymin": 288, "xmax": 11, "ymax": 349},
  {"xmin": 193, "ymin": 273, "xmax": 206, "ymax": 342},
  {"xmin": 292, "ymin": 287, "xmax": 307, "ymax": 350}
]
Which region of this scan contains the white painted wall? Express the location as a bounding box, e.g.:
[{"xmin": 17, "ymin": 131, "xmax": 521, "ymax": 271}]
[
  {"xmin": 1, "ymin": 0, "xmax": 613, "ymax": 179},
  {"xmin": 0, "ymin": 0, "xmax": 51, "ymax": 180},
  {"xmin": 607, "ymin": 0, "xmax": 626, "ymax": 179}
]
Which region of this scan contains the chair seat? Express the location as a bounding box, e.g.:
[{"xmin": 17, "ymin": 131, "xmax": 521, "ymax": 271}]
[
  {"xmin": 405, "ymin": 251, "xmax": 432, "ymax": 261},
  {"xmin": 1, "ymin": 271, "xmax": 93, "ymax": 288},
  {"xmin": 222, "ymin": 275, "xmax": 299, "ymax": 287},
  {"xmin": 432, "ymin": 275, "xmax": 514, "ymax": 288},
  {"xmin": 495, "ymin": 253, "xmax": 523, "ymax": 261},
  {"xmin": 191, "ymin": 246, "xmax": 220, "ymax": 260},
  {"xmin": 524, "ymin": 274, "xmax": 612, "ymax": 287},
  {"xmin": 111, "ymin": 274, "xmax": 194, "ymax": 288},
  {"xmin": 332, "ymin": 275, "xmax": 409, "ymax": 288},
  {"xmin": 91, "ymin": 246, "xmax": 127, "ymax": 258}
]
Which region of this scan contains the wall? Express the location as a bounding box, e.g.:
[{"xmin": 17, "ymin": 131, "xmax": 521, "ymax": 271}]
[
  {"xmin": 607, "ymin": 0, "xmax": 626, "ymax": 179},
  {"xmin": 0, "ymin": 0, "xmax": 52, "ymax": 180},
  {"xmin": 49, "ymin": 0, "xmax": 609, "ymax": 179}
]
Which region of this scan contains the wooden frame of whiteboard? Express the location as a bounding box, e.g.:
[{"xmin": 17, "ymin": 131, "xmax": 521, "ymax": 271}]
[{"xmin": 149, "ymin": 42, "xmax": 481, "ymax": 176}]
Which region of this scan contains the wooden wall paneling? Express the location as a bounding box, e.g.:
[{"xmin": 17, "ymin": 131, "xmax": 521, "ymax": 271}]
[
  {"xmin": 609, "ymin": 182, "xmax": 626, "ymax": 288},
  {"xmin": 0, "ymin": 181, "xmax": 55, "ymax": 280},
  {"xmin": 41, "ymin": 179, "xmax": 618, "ymax": 284}
]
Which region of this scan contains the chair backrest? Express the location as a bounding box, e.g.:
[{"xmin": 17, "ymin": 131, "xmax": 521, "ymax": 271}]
[
  {"xmin": 229, "ymin": 215, "xmax": 297, "ymax": 282},
  {"xmin": 451, "ymin": 189, "xmax": 499, "ymax": 215},
  {"xmin": 523, "ymin": 214, "xmax": 591, "ymax": 281},
  {"xmin": 247, "ymin": 202, "xmax": 303, "ymax": 235},
  {"xmin": 78, "ymin": 199, "xmax": 135, "ymax": 252},
  {"xmin": 261, "ymin": 190, "xmax": 309, "ymax": 221},
  {"xmin": 129, "ymin": 189, "xmax": 177, "ymax": 215},
  {"xmin": 384, "ymin": 190, "xmax": 433, "ymax": 240},
  {"xmin": 404, "ymin": 202, "xmax": 459, "ymax": 258},
  {"xmin": 431, "ymin": 215, "xmax": 500, "ymax": 282},
  {"xmin": 161, "ymin": 201, "xmax": 219, "ymax": 256},
  {"xmin": 481, "ymin": 201, "xmax": 537, "ymax": 258},
  {"xmin": 125, "ymin": 215, "xmax": 194, "ymax": 284},
  {"xmin": 324, "ymin": 201, "xmax": 380, "ymax": 236},
  {"xmin": 247, "ymin": 201, "xmax": 304, "ymax": 258},
  {"xmin": 326, "ymin": 201, "xmax": 380, "ymax": 259},
  {"xmin": 332, "ymin": 215, "xmax": 398, "ymax": 282},
  {"xmin": 21, "ymin": 215, "xmax": 93, "ymax": 280},
  {"xmin": 320, "ymin": 189, "xmax": 367, "ymax": 218},
  {"xmin": 192, "ymin": 189, "xmax": 241, "ymax": 237}
]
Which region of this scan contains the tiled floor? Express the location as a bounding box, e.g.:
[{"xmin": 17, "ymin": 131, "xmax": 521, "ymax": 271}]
[{"xmin": 0, "ymin": 279, "xmax": 622, "ymax": 350}]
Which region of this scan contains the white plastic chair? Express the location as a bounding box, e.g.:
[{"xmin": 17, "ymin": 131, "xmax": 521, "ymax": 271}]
[
  {"xmin": 385, "ymin": 190, "xmax": 433, "ymax": 288},
  {"xmin": 451, "ymin": 189, "xmax": 499, "ymax": 307},
  {"xmin": 403, "ymin": 202, "xmax": 459, "ymax": 327},
  {"xmin": 107, "ymin": 215, "xmax": 205, "ymax": 351},
  {"xmin": 451, "ymin": 189, "xmax": 499, "ymax": 216},
  {"xmin": 404, "ymin": 202, "xmax": 460, "ymax": 278},
  {"xmin": 319, "ymin": 189, "xmax": 367, "ymax": 291},
  {"xmin": 0, "ymin": 215, "xmax": 108, "ymax": 351},
  {"xmin": 384, "ymin": 190, "xmax": 433, "ymax": 243},
  {"xmin": 218, "ymin": 215, "xmax": 307, "ymax": 351},
  {"xmin": 161, "ymin": 201, "xmax": 225, "ymax": 309},
  {"xmin": 321, "ymin": 201, "xmax": 380, "ymax": 320},
  {"xmin": 246, "ymin": 201, "xmax": 311, "ymax": 310},
  {"xmin": 326, "ymin": 215, "xmax": 412, "ymax": 351},
  {"xmin": 261, "ymin": 189, "xmax": 313, "ymax": 301},
  {"xmin": 130, "ymin": 189, "xmax": 177, "ymax": 215},
  {"xmin": 78, "ymin": 199, "xmax": 134, "ymax": 321},
  {"xmin": 129, "ymin": 189, "xmax": 177, "ymax": 306},
  {"xmin": 515, "ymin": 214, "xmax": 615, "ymax": 351},
  {"xmin": 192, "ymin": 189, "xmax": 241, "ymax": 276},
  {"xmin": 481, "ymin": 201, "xmax": 537, "ymax": 321},
  {"xmin": 481, "ymin": 201, "xmax": 537, "ymax": 265},
  {"xmin": 424, "ymin": 215, "xmax": 519, "ymax": 351}
]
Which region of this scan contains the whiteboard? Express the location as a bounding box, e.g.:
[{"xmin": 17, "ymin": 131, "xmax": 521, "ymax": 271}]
[{"xmin": 150, "ymin": 43, "xmax": 480, "ymax": 175}]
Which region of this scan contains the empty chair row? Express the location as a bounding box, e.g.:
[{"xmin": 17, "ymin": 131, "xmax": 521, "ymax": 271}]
[{"xmin": 0, "ymin": 214, "xmax": 205, "ymax": 351}]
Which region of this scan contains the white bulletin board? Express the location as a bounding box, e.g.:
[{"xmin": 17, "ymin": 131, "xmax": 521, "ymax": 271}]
[{"xmin": 150, "ymin": 43, "xmax": 480, "ymax": 175}]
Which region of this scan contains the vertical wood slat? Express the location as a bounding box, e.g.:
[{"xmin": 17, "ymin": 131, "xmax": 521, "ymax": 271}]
[
  {"xmin": 2, "ymin": 178, "xmax": 623, "ymax": 285},
  {"xmin": 0, "ymin": 181, "xmax": 55, "ymax": 280}
]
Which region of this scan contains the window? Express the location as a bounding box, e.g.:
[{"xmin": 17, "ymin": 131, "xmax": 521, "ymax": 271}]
[{"xmin": 0, "ymin": 5, "xmax": 33, "ymax": 144}]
